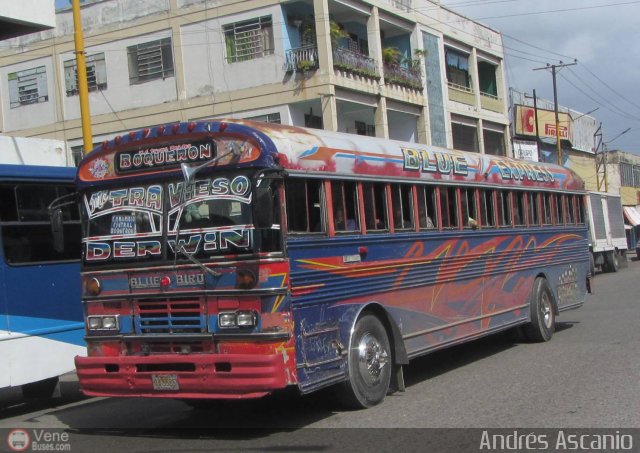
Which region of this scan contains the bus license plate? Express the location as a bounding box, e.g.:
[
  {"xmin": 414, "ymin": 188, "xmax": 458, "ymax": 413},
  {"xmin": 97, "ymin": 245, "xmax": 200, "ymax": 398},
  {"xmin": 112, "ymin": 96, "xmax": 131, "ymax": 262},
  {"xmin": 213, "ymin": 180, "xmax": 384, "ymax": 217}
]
[{"xmin": 152, "ymin": 374, "xmax": 179, "ymax": 391}]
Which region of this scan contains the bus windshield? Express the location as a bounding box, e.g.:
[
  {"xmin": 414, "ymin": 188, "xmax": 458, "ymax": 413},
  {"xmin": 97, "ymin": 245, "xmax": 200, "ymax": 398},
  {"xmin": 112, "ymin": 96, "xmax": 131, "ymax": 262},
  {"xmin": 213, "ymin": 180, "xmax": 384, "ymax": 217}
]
[{"xmin": 81, "ymin": 172, "xmax": 281, "ymax": 266}]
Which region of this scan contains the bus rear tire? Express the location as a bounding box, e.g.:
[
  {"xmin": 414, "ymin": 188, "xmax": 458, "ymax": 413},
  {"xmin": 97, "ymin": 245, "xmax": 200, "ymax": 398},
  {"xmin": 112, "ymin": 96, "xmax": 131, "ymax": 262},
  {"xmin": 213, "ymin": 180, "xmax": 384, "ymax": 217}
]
[
  {"xmin": 606, "ymin": 251, "xmax": 619, "ymax": 273},
  {"xmin": 336, "ymin": 314, "xmax": 391, "ymax": 409},
  {"xmin": 522, "ymin": 277, "xmax": 555, "ymax": 342}
]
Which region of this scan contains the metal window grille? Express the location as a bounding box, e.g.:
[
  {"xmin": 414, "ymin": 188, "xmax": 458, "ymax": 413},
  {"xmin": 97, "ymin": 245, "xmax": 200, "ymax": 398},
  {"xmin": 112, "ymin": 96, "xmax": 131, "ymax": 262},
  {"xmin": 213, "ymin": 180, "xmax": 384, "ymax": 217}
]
[
  {"xmin": 245, "ymin": 112, "xmax": 281, "ymax": 124},
  {"xmin": 224, "ymin": 16, "xmax": 274, "ymax": 63},
  {"xmin": 8, "ymin": 66, "xmax": 48, "ymax": 108},
  {"xmin": 620, "ymin": 163, "xmax": 634, "ymax": 187},
  {"xmin": 127, "ymin": 37, "xmax": 174, "ymax": 84},
  {"xmin": 64, "ymin": 53, "xmax": 107, "ymax": 96}
]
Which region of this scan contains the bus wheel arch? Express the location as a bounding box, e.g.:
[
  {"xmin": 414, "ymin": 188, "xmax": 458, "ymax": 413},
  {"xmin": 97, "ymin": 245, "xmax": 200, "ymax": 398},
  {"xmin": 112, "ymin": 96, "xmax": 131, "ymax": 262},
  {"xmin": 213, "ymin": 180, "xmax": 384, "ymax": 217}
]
[
  {"xmin": 522, "ymin": 276, "xmax": 556, "ymax": 342},
  {"xmin": 337, "ymin": 304, "xmax": 406, "ymax": 409}
]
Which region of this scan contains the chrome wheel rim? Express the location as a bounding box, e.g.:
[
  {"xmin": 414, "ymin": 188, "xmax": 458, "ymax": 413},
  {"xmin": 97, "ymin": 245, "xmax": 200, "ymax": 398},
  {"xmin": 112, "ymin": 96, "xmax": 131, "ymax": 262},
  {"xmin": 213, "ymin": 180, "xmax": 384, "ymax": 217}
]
[
  {"xmin": 356, "ymin": 332, "xmax": 389, "ymax": 385},
  {"xmin": 541, "ymin": 292, "xmax": 553, "ymax": 329}
]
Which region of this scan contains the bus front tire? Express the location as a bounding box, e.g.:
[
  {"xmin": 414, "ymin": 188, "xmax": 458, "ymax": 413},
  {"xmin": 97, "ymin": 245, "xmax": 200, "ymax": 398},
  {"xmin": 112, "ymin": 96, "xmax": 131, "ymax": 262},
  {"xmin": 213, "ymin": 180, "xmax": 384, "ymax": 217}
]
[
  {"xmin": 336, "ymin": 314, "xmax": 391, "ymax": 409},
  {"xmin": 522, "ymin": 278, "xmax": 555, "ymax": 342}
]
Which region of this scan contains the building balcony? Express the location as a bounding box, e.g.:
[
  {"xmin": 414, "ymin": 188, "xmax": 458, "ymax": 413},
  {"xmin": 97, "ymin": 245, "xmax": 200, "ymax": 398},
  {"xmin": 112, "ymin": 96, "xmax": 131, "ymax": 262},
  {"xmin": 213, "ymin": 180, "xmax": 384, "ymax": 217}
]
[
  {"xmin": 447, "ymin": 81, "xmax": 475, "ymax": 105},
  {"xmin": 480, "ymin": 91, "xmax": 504, "ymax": 113},
  {"xmin": 383, "ymin": 62, "xmax": 423, "ymax": 91},
  {"xmin": 284, "ymin": 45, "xmax": 319, "ymax": 73},
  {"xmin": 332, "ymin": 47, "xmax": 380, "ymax": 80}
]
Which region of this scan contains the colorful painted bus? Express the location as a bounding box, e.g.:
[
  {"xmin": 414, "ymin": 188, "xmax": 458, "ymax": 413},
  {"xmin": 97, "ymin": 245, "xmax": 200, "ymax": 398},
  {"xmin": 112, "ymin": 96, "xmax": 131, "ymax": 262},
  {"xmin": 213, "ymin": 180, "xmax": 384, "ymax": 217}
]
[
  {"xmin": 0, "ymin": 164, "xmax": 83, "ymax": 398},
  {"xmin": 68, "ymin": 120, "xmax": 589, "ymax": 408}
]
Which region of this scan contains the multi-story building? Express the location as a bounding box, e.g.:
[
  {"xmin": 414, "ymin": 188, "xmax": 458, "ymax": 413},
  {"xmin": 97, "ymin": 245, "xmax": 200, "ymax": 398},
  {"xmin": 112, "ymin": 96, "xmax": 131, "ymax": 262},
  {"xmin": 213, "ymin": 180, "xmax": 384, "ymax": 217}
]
[
  {"xmin": 509, "ymin": 89, "xmax": 600, "ymax": 192},
  {"xmin": 0, "ymin": 0, "xmax": 510, "ymax": 163},
  {"xmin": 603, "ymin": 150, "xmax": 640, "ymax": 251}
]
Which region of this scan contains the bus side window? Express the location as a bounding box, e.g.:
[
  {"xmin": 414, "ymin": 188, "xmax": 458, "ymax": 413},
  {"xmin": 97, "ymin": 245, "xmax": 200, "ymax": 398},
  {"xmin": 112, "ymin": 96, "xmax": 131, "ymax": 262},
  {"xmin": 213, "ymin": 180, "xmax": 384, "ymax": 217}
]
[
  {"xmin": 417, "ymin": 185, "xmax": 437, "ymax": 229},
  {"xmin": 528, "ymin": 192, "xmax": 540, "ymax": 226},
  {"xmin": 390, "ymin": 184, "xmax": 414, "ymax": 231},
  {"xmin": 461, "ymin": 188, "xmax": 478, "ymax": 229},
  {"xmin": 363, "ymin": 182, "xmax": 388, "ymax": 232},
  {"xmin": 440, "ymin": 186, "xmax": 458, "ymax": 229},
  {"xmin": 554, "ymin": 194, "xmax": 564, "ymax": 225},
  {"xmin": 577, "ymin": 195, "xmax": 586, "ymax": 224},
  {"xmin": 1, "ymin": 184, "xmax": 80, "ymax": 264},
  {"xmin": 514, "ymin": 191, "xmax": 525, "ymax": 226},
  {"xmin": 331, "ymin": 180, "xmax": 359, "ymax": 232},
  {"xmin": 285, "ymin": 179, "xmax": 324, "ymax": 233},
  {"xmin": 542, "ymin": 193, "xmax": 553, "ymax": 225},
  {"xmin": 566, "ymin": 195, "xmax": 576, "ymax": 224},
  {"xmin": 497, "ymin": 190, "xmax": 511, "ymax": 227},
  {"xmin": 480, "ymin": 189, "xmax": 496, "ymax": 228}
]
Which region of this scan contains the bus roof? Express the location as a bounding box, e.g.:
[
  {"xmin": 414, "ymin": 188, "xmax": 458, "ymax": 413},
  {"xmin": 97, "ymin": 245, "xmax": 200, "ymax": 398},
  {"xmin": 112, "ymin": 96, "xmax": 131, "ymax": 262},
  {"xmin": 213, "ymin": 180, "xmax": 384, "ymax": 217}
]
[
  {"xmin": 0, "ymin": 163, "xmax": 76, "ymax": 181},
  {"xmin": 78, "ymin": 120, "xmax": 584, "ymax": 192}
]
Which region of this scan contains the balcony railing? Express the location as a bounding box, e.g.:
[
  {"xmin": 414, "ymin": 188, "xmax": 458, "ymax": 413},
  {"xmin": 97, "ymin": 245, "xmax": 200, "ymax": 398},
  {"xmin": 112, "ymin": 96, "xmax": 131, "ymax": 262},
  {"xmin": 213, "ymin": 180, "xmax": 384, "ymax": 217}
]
[
  {"xmin": 382, "ymin": 0, "xmax": 412, "ymax": 12},
  {"xmin": 332, "ymin": 47, "xmax": 380, "ymax": 80},
  {"xmin": 284, "ymin": 45, "xmax": 319, "ymax": 73},
  {"xmin": 383, "ymin": 63, "xmax": 423, "ymax": 90}
]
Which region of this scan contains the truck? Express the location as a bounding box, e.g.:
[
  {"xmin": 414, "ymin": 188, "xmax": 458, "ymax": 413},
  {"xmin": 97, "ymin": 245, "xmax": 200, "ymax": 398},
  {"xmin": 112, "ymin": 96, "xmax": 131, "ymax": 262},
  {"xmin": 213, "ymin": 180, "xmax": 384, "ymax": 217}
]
[{"xmin": 585, "ymin": 191, "xmax": 628, "ymax": 274}]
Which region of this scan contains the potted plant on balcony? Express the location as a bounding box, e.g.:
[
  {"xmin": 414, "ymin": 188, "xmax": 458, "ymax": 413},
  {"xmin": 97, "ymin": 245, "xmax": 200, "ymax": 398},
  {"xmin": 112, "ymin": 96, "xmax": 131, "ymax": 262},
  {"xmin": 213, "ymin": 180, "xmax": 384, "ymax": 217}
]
[
  {"xmin": 330, "ymin": 21, "xmax": 348, "ymax": 48},
  {"xmin": 382, "ymin": 46, "xmax": 402, "ymax": 65},
  {"xmin": 297, "ymin": 59, "xmax": 316, "ymax": 73}
]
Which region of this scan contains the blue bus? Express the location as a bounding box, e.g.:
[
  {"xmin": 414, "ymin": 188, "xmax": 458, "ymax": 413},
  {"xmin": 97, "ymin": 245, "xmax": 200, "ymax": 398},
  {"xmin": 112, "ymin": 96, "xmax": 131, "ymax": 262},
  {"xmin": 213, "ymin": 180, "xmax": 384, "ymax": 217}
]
[
  {"xmin": 0, "ymin": 164, "xmax": 83, "ymax": 398},
  {"xmin": 70, "ymin": 120, "xmax": 589, "ymax": 408}
]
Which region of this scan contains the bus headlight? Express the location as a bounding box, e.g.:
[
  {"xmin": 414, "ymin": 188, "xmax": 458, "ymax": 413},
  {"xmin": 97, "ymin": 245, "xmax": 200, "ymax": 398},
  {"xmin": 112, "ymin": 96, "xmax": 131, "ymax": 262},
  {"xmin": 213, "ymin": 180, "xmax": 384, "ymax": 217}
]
[
  {"xmin": 218, "ymin": 311, "xmax": 258, "ymax": 328},
  {"xmin": 236, "ymin": 311, "xmax": 256, "ymax": 327},
  {"xmin": 87, "ymin": 315, "xmax": 119, "ymax": 331},
  {"xmin": 218, "ymin": 312, "xmax": 237, "ymax": 328}
]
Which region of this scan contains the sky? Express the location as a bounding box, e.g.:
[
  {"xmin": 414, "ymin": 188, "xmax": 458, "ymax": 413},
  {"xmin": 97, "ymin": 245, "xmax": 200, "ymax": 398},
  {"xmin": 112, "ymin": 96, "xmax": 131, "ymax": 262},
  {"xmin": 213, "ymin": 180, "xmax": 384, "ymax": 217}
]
[
  {"xmin": 53, "ymin": 0, "xmax": 640, "ymax": 152},
  {"xmin": 439, "ymin": 0, "xmax": 640, "ymax": 153}
]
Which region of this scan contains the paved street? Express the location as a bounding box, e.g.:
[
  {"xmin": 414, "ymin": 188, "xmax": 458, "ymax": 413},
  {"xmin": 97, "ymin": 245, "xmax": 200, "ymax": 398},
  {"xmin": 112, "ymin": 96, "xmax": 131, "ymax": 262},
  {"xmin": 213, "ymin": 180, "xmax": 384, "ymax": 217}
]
[{"xmin": 1, "ymin": 257, "xmax": 639, "ymax": 451}]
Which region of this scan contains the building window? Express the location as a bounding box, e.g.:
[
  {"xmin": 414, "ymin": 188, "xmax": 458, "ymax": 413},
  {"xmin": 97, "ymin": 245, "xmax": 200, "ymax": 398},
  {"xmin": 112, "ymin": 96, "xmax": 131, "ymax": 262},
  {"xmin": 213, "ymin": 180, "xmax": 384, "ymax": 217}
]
[
  {"xmin": 478, "ymin": 61, "xmax": 497, "ymax": 97},
  {"xmin": 483, "ymin": 129, "xmax": 505, "ymax": 156},
  {"xmin": 8, "ymin": 66, "xmax": 48, "ymax": 108},
  {"xmin": 64, "ymin": 52, "xmax": 107, "ymax": 96},
  {"xmin": 245, "ymin": 112, "xmax": 281, "ymax": 124},
  {"xmin": 224, "ymin": 16, "xmax": 274, "ymax": 63},
  {"xmin": 127, "ymin": 37, "xmax": 174, "ymax": 84},
  {"xmin": 452, "ymin": 119, "xmax": 479, "ymax": 152},
  {"xmin": 445, "ymin": 48, "xmax": 470, "ymax": 89}
]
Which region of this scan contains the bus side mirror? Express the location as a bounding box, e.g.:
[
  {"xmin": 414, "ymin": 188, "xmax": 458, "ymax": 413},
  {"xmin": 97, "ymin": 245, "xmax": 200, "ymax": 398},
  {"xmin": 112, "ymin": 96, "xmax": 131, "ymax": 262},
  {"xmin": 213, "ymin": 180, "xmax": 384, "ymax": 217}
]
[
  {"xmin": 51, "ymin": 208, "xmax": 65, "ymax": 253},
  {"xmin": 252, "ymin": 186, "xmax": 274, "ymax": 229}
]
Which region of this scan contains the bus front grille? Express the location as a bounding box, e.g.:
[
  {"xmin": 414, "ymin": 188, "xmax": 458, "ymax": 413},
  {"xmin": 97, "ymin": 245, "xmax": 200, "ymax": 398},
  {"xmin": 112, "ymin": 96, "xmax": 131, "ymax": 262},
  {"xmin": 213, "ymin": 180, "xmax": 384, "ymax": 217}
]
[{"xmin": 134, "ymin": 298, "xmax": 205, "ymax": 335}]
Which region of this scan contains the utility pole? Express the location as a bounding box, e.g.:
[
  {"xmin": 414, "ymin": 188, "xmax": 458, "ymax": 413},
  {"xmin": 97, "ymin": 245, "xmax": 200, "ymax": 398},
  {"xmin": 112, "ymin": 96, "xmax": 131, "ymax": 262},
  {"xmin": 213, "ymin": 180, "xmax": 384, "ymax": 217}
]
[
  {"xmin": 72, "ymin": 0, "xmax": 93, "ymax": 155},
  {"xmin": 594, "ymin": 123, "xmax": 605, "ymax": 192},
  {"xmin": 533, "ymin": 89, "xmax": 540, "ymax": 162},
  {"xmin": 533, "ymin": 60, "xmax": 577, "ymax": 166}
]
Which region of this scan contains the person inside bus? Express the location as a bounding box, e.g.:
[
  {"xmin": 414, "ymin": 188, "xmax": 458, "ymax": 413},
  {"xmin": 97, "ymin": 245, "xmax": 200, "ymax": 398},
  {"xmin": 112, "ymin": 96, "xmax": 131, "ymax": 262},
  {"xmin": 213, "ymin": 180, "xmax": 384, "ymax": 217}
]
[{"xmin": 335, "ymin": 209, "xmax": 356, "ymax": 231}]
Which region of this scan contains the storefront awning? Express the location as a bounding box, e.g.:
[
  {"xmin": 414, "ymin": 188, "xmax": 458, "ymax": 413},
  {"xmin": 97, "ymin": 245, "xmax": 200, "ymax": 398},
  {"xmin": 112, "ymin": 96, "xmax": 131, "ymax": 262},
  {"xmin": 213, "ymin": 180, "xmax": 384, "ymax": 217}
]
[{"xmin": 623, "ymin": 206, "xmax": 640, "ymax": 227}]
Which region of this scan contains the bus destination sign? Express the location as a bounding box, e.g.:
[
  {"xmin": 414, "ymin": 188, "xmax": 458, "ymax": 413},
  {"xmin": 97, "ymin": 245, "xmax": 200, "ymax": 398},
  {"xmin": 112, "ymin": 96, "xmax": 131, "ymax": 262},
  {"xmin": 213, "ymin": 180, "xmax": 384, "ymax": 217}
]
[{"xmin": 115, "ymin": 140, "xmax": 216, "ymax": 174}]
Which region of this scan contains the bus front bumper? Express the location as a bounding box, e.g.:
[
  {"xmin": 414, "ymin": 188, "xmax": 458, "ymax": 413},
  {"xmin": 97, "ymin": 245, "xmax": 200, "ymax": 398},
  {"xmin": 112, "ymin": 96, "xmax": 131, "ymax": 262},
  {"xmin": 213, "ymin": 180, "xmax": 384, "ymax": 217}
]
[{"xmin": 75, "ymin": 353, "xmax": 292, "ymax": 399}]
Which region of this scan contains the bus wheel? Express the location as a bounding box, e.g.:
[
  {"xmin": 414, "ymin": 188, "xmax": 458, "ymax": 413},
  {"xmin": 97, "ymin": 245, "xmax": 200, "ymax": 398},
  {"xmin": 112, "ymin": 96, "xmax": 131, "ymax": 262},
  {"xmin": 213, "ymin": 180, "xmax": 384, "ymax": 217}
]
[
  {"xmin": 606, "ymin": 251, "xmax": 619, "ymax": 273},
  {"xmin": 337, "ymin": 314, "xmax": 391, "ymax": 409},
  {"xmin": 522, "ymin": 278, "xmax": 555, "ymax": 342}
]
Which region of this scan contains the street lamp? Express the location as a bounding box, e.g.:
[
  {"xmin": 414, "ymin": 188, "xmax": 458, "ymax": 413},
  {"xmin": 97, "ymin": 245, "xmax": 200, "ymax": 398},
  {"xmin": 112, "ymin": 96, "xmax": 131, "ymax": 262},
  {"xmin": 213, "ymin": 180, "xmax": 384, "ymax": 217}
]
[{"xmin": 605, "ymin": 127, "xmax": 631, "ymax": 147}]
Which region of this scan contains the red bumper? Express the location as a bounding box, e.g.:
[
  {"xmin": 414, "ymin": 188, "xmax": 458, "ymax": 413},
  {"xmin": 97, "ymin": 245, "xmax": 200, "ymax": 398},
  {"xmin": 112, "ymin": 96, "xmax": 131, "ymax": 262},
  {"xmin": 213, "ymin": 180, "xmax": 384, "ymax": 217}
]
[{"xmin": 75, "ymin": 353, "xmax": 292, "ymax": 399}]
